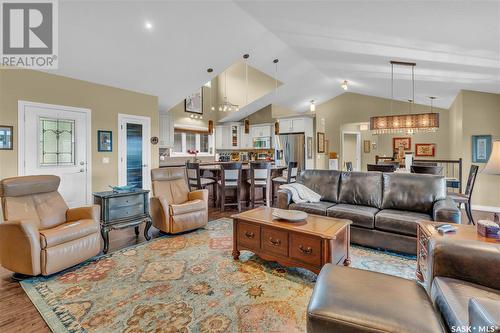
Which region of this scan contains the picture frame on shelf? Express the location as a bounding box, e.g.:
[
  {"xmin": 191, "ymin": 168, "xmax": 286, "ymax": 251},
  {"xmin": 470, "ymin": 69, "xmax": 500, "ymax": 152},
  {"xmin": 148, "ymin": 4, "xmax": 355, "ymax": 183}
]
[
  {"xmin": 472, "ymin": 135, "xmax": 492, "ymax": 163},
  {"xmin": 97, "ymin": 130, "xmax": 112, "ymax": 152},
  {"xmin": 0, "ymin": 125, "xmax": 13, "ymax": 150},
  {"xmin": 393, "ymin": 137, "xmax": 411, "ymax": 151},
  {"xmin": 415, "ymin": 143, "xmax": 436, "ymax": 157},
  {"xmin": 184, "ymin": 88, "xmax": 203, "ymax": 114},
  {"xmin": 363, "ymin": 140, "xmax": 371, "ymax": 153},
  {"xmin": 317, "ymin": 132, "xmax": 325, "ymax": 153}
]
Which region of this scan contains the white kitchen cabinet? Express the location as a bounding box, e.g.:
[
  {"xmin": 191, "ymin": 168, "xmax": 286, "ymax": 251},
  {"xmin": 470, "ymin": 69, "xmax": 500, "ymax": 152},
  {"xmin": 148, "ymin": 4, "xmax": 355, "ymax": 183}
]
[
  {"xmin": 159, "ymin": 112, "xmax": 174, "ymax": 147},
  {"xmin": 250, "ymin": 125, "xmax": 271, "ymax": 138},
  {"xmin": 215, "ymin": 123, "xmax": 240, "ymax": 149},
  {"xmin": 240, "ymin": 125, "xmax": 252, "ymax": 149},
  {"xmin": 278, "ymin": 118, "xmax": 305, "ymax": 134}
]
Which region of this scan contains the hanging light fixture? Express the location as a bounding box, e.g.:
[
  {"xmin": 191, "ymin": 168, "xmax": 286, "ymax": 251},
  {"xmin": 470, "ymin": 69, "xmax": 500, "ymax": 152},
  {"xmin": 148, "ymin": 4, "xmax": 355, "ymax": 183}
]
[
  {"xmin": 370, "ymin": 61, "xmax": 439, "ymax": 134},
  {"xmin": 341, "ymin": 80, "xmax": 348, "ymax": 90},
  {"xmin": 217, "ymin": 70, "xmax": 239, "ymax": 112},
  {"xmin": 310, "ymin": 100, "xmax": 316, "ymax": 112}
]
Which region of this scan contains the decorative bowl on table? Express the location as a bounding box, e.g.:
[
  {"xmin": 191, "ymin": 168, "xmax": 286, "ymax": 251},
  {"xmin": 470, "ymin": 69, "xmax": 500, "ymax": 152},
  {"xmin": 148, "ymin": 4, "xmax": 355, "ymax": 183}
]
[
  {"xmin": 272, "ymin": 208, "xmax": 308, "ymax": 222},
  {"xmin": 109, "ymin": 185, "xmax": 136, "ymax": 193}
]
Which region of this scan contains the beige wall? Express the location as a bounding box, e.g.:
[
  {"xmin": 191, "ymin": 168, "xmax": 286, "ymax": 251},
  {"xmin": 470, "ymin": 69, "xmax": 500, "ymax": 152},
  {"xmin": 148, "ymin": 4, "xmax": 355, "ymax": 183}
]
[
  {"xmin": 0, "ymin": 68, "xmax": 159, "ymax": 193},
  {"xmin": 247, "ymin": 104, "xmax": 274, "ymax": 124},
  {"xmin": 315, "ymin": 92, "xmax": 450, "ymax": 170}
]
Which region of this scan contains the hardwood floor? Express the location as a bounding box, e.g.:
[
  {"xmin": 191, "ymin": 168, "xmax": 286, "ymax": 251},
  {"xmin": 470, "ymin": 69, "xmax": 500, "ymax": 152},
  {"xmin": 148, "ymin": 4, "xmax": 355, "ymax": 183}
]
[{"xmin": 0, "ymin": 207, "xmax": 495, "ymax": 333}]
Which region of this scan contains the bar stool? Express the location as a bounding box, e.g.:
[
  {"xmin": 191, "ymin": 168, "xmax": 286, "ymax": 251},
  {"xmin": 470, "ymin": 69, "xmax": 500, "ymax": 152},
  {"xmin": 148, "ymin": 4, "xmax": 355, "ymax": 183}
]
[
  {"xmin": 186, "ymin": 162, "xmax": 216, "ymax": 207},
  {"xmin": 248, "ymin": 162, "xmax": 272, "ymax": 208},
  {"xmin": 272, "ymin": 161, "xmax": 298, "ymax": 205},
  {"xmin": 218, "ymin": 163, "xmax": 242, "ymax": 212},
  {"xmin": 448, "ymin": 165, "xmax": 479, "ymax": 225}
]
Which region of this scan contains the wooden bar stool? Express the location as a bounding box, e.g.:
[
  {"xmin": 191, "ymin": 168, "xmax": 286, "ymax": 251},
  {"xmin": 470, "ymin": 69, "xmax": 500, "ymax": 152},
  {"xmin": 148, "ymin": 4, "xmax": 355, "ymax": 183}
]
[
  {"xmin": 272, "ymin": 161, "xmax": 298, "ymax": 205},
  {"xmin": 218, "ymin": 163, "xmax": 242, "ymax": 212},
  {"xmin": 248, "ymin": 162, "xmax": 272, "ymax": 208},
  {"xmin": 186, "ymin": 162, "xmax": 216, "ymax": 207}
]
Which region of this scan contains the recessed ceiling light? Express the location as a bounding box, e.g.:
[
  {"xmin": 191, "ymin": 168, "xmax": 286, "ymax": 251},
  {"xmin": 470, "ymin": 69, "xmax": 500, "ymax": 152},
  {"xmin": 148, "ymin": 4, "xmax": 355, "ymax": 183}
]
[{"xmin": 145, "ymin": 21, "xmax": 153, "ymax": 30}]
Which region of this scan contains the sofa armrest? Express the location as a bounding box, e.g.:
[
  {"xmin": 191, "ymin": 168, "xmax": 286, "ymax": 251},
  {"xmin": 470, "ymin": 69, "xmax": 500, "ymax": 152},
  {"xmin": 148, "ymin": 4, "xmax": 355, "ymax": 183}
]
[
  {"xmin": 150, "ymin": 196, "xmax": 170, "ymax": 233},
  {"xmin": 277, "ymin": 189, "xmax": 293, "ymax": 209},
  {"xmin": 67, "ymin": 205, "xmax": 100, "ymax": 223},
  {"xmin": 188, "ymin": 189, "xmax": 208, "ymax": 204},
  {"xmin": 427, "ymin": 239, "xmax": 500, "ymax": 291},
  {"xmin": 0, "ymin": 219, "xmax": 41, "ymax": 275},
  {"xmin": 433, "ymin": 197, "xmax": 461, "ymax": 223}
]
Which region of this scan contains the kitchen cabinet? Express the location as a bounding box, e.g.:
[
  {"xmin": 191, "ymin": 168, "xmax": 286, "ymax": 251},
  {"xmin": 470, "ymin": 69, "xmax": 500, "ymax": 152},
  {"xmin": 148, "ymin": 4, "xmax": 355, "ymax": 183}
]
[
  {"xmin": 240, "ymin": 125, "xmax": 252, "ymax": 149},
  {"xmin": 278, "ymin": 118, "xmax": 305, "ymax": 134},
  {"xmin": 215, "ymin": 123, "xmax": 240, "ymax": 149},
  {"xmin": 159, "ymin": 112, "xmax": 174, "ymax": 147},
  {"xmin": 250, "ymin": 125, "xmax": 271, "ymax": 138}
]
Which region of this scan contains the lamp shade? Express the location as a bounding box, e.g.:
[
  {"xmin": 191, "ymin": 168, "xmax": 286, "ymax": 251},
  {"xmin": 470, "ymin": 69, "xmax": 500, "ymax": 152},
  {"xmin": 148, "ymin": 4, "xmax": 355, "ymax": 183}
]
[{"xmin": 483, "ymin": 140, "xmax": 500, "ymax": 175}]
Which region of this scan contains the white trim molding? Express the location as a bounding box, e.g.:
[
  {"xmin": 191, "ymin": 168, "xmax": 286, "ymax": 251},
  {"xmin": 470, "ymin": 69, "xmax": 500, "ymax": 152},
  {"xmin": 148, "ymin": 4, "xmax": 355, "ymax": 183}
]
[{"xmin": 471, "ymin": 205, "xmax": 500, "ymax": 213}]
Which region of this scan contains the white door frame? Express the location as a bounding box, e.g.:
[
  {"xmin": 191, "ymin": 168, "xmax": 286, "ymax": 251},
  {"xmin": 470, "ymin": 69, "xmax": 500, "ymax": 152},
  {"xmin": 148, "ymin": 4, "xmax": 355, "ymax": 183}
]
[
  {"xmin": 17, "ymin": 100, "xmax": 92, "ymax": 204},
  {"xmin": 341, "ymin": 131, "xmax": 361, "ymax": 171},
  {"xmin": 117, "ymin": 113, "xmax": 151, "ymax": 190}
]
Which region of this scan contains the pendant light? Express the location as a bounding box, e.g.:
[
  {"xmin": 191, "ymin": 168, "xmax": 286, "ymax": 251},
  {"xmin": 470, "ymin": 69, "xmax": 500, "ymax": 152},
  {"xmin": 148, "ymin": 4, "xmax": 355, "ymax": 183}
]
[{"xmin": 310, "ymin": 100, "xmax": 316, "ymax": 112}]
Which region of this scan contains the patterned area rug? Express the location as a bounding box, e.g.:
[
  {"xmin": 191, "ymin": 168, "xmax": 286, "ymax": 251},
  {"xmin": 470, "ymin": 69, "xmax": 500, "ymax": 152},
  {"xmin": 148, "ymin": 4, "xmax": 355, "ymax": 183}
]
[{"xmin": 21, "ymin": 218, "xmax": 416, "ymax": 333}]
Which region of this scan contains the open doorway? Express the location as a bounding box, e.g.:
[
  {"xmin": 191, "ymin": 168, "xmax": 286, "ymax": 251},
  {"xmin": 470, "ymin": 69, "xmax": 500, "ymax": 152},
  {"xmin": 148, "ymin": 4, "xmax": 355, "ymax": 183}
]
[{"xmin": 341, "ymin": 131, "xmax": 361, "ymax": 171}]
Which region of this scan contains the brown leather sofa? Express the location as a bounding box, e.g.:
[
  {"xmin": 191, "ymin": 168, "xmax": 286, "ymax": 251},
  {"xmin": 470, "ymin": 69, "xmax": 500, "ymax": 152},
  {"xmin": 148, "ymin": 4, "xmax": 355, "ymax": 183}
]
[
  {"xmin": 278, "ymin": 170, "xmax": 461, "ymax": 254},
  {"xmin": 307, "ymin": 240, "xmax": 500, "ymax": 333},
  {"xmin": 150, "ymin": 167, "xmax": 208, "ymax": 234},
  {"xmin": 0, "ymin": 175, "xmax": 101, "ymax": 276}
]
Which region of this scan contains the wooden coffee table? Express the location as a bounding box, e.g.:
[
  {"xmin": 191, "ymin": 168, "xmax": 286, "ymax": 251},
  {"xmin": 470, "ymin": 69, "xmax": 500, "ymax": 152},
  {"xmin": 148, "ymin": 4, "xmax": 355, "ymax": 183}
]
[{"xmin": 232, "ymin": 207, "xmax": 352, "ymax": 274}]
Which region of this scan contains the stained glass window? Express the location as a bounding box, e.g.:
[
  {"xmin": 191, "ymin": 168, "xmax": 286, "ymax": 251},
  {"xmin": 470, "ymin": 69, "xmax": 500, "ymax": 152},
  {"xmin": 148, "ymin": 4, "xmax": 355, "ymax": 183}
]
[{"xmin": 39, "ymin": 118, "xmax": 75, "ymax": 166}]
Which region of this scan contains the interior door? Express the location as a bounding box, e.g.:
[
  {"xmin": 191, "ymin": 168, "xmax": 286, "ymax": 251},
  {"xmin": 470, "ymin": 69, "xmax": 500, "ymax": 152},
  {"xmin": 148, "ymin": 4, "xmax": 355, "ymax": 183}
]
[
  {"xmin": 20, "ymin": 102, "xmax": 90, "ymax": 207},
  {"xmin": 119, "ymin": 115, "xmax": 151, "ymax": 190}
]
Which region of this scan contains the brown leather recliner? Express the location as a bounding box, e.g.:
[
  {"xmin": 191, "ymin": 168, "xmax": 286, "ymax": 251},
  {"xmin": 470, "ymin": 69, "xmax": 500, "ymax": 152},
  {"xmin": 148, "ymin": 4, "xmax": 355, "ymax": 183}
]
[
  {"xmin": 150, "ymin": 167, "xmax": 208, "ymax": 234},
  {"xmin": 0, "ymin": 175, "xmax": 101, "ymax": 276}
]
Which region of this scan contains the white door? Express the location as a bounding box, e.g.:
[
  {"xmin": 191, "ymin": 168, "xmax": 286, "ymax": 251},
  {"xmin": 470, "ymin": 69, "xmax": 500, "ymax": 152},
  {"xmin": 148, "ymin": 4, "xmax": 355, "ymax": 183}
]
[
  {"xmin": 18, "ymin": 101, "xmax": 91, "ymax": 207},
  {"xmin": 118, "ymin": 114, "xmax": 151, "ymax": 190},
  {"xmin": 342, "ymin": 132, "xmax": 361, "ymax": 171}
]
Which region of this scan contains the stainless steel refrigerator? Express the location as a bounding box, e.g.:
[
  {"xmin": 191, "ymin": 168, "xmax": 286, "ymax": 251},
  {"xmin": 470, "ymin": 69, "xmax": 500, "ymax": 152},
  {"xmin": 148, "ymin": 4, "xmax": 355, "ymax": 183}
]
[{"xmin": 277, "ymin": 133, "xmax": 305, "ymax": 171}]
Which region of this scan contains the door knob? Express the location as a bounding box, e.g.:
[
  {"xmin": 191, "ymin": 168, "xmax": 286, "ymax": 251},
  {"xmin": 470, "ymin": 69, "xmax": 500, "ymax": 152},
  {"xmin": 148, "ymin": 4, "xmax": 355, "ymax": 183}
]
[{"xmin": 79, "ymin": 161, "xmax": 85, "ymax": 165}]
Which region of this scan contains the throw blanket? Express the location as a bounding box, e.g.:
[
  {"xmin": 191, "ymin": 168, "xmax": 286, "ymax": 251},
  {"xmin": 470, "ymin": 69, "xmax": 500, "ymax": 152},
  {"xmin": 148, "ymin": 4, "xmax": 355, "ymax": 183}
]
[{"xmin": 279, "ymin": 183, "xmax": 321, "ymax": 203}]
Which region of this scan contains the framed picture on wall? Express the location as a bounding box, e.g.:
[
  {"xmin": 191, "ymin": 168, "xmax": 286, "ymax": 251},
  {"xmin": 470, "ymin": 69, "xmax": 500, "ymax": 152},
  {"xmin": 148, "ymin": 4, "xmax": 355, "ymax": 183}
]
[
  {"xmin": 0, "ymin": 125, "xmax": 13, "ymax": 150},
  {"xmin": 472, "ymin": 135, "xmax": 492, "ymax": 163},
  {"xmin": 317, "ymin": 132, "xmax": 325, "ymax": 153},
  {"xmin": 307, "ymin": 136, "xmax": 313, "ymax": 159},
  {"xmin": 363, "ymin": 140, "xmax": 371, "ymax": 153},
  {"xmin": 97, "ymin": 130, "xmax": 112, "ymax": 152},
  {"xmin": 415, "ymin": 143, "xmax": 436, "ymax": 157},
  {"xmin": 185, "ymin": 88, "xmax": 203, "ymax": 114},
  {"xmin": 393, "ymin": 137, "xmax": 411, "ymax": 151}
]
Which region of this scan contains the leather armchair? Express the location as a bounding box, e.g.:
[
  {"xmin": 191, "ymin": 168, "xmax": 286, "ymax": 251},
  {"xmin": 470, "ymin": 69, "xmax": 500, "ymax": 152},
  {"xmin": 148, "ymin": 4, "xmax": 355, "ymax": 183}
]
[
  {"xmin": 150, "ymin": 168, "xmax": 208, "ymax": 234},
  {"xmin": 0, "ymin": 175, "xmax": 101, "ymax": 276}
]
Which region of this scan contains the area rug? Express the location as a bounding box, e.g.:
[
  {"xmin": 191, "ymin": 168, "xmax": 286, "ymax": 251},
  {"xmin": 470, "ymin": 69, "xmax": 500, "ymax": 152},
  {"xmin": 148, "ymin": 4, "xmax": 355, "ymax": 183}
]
[{"xmin": 21, "ymin": 218, "xmax": 416, "ymax": 333}]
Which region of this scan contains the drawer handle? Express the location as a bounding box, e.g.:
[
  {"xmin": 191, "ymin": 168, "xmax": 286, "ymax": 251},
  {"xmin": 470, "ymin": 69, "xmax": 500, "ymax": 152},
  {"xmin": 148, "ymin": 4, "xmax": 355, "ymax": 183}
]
[
  {"xmin": 244, "ymin": 231, "xmax": 255, "ymax": 239},
  {"xmin": 268, "ymin": 237, "xmax": 281, "ymax": 246},
  {"xmin": 298, "ymin": 245, "xmax": 313, "ymax": 255}
]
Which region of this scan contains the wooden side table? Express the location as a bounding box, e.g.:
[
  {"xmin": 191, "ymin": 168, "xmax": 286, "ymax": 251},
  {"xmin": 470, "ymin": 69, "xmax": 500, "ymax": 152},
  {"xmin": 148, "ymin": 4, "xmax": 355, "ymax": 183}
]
[
  {"xmin": 416, "ymin": 221, "xmax": 498, "ymax": 286},
  {"xmin": 93, "ymin": 190, "xmax": 152, "ymax": 253}
]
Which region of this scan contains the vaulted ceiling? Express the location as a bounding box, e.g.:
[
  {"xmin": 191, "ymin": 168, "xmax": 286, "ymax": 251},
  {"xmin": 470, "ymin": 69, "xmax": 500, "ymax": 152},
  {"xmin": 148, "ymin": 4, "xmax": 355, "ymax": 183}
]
[{"xmin": 53, "ymin": 1, "xmax": 500, "ymax": 121}]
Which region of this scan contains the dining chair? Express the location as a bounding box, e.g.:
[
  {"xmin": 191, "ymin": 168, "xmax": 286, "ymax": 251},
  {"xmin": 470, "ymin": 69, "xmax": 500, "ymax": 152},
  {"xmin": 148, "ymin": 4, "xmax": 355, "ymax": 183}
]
[
  {"xmin": 367, "ymin": 164, "xmax": 397, "ymax": 172},
  {"xmin": 186, "ymin": 162, "xmax": 216, "ymax": 207},
  {"xmin": 272, "ymin": 161, "xmax": 298, "ymax": 205},
  {"xmin": 447, "ymin": 165, "xmax": 479, "ymax": 225},
  {"xmin": 218, "ymin": 163, "xmax": 242, "ymax": 212},
  {"xmin": 248, "ymin": 162, "xmax": 272, "ymax": 208},
  {"xmin": 410, "ymin": 165, "xmax": 443, "ymax": 175}
]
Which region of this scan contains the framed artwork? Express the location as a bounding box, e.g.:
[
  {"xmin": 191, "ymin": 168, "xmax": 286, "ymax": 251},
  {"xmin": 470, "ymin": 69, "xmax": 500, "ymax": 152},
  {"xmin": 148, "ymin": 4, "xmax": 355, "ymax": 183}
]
[
  {"xmin": 0, "ymin": 125, "xmax": 13, "ymax": 150},
  {"xmin": 363, "ymin": 140, "xmax": 371, "ymax": 153},
  {"xmin": 97, "ymin": 130, "xmax": 112, "ymax": 152},
  {"xmin": 415, "ymin": 143, "xmax": 436, "ymax": 157},
  {"xmin": 307, "ymin": 136, "xmax": 312, "ymax": 159},
  {"xmin": 472, "ymin": 135, "xmax": 492, "ymax": 163},
  {"xmin": 393, "ymin": 137, "xmax": 411, "ymax": 151},
  {"xmin": 184, "ymin": 88, "xmax": 203, "ymax": 114},
  {"xmin": 317, "ymin": 132, "xmax": 325, "ymax": 153}
]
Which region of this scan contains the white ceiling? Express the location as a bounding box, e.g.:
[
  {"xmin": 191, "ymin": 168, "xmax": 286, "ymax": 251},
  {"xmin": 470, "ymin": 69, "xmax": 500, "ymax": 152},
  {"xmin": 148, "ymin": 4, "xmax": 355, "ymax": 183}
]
[{"xmin": 53, "ymin": 1, "xmax": 500, "ymax": 121}]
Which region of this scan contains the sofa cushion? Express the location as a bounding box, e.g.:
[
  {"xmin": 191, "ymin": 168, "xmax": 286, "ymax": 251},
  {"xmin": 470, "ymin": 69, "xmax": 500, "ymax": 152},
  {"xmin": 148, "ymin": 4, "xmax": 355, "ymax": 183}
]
[
  {"xmin": 431, "ymin": 277, "xmax": 500, "ymax": 330},
  {"xmin": 469, "ymin": 298, "xmax": 500, "ymax": 332},
  {"xmin": 289, "ymin": 201, "xmax": 336, "ymax": 216},
  {"xmin": 308, "ymin": 265, "xmax": 446, "ymax": 333},
  {"xmin": 375, "ymin": 209, "xmax": 431, "ymax": 237},
  {"xmin": 338, "ymin": 171, "xmax": 383, "ymax": 208},
  {"xmin": 39, "ymin": 219, "xmax": 99, "ymax": 249},
  {"xmin": 382, "ymin": 173, "xmax": 446, "ymax": 214},
  {"xmin": 169, "ymin": 199, "xmax": 205, "ymax": 215},
  {"xmin": 297, "ymin": 170, "xmax": 341, "ymax": 202},
  {"xmin": 327, "ymin": 204, "xmax": 379, "ymax": 229}
]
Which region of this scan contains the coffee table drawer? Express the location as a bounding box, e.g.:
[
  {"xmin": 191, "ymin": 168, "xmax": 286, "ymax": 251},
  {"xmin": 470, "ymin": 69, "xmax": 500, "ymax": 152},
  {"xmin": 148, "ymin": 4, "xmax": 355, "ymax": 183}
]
[
  {"xmin": 289, "ymin": 233, "xmax": 321, "ymax": 266},
  {"xmin": 262, "ymin": 228, "xmax": 288, "ymax": 257},
  {"xmin": 237, "ymin": 222, "xmax": 261, "ymax": 251}
]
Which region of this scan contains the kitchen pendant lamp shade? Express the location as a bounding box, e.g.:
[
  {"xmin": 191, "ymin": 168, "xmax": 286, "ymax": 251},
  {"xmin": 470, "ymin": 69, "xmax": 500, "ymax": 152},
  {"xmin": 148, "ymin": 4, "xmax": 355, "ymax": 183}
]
[
  {"xmin": 370, "ymin": 112, "xmax": 439, "ymax": 134},
  {"xmin": 483, "ymin": 141, "xmax": 500, "ymax": 175}
]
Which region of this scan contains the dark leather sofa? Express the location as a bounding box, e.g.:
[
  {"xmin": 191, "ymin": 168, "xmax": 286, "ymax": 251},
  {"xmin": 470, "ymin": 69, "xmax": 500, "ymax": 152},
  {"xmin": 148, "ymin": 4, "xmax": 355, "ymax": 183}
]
[{"xmin": 278, "ymin": 170, "xmax": 460, "ymax": 254}]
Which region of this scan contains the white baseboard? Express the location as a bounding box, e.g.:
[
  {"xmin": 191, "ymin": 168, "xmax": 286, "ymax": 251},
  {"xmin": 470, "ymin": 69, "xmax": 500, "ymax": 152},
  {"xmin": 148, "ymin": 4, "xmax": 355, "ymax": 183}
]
[{"xmin": 471, "ymin": 205, "xmax": 500, "ymax": 213}]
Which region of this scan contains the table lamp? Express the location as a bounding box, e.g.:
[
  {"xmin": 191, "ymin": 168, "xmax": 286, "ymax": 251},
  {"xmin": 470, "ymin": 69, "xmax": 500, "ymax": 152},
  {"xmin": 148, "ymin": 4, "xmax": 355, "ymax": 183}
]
[{"xmin": 482, "ymin": 140, "xmax": 500, "ymax": 223}]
